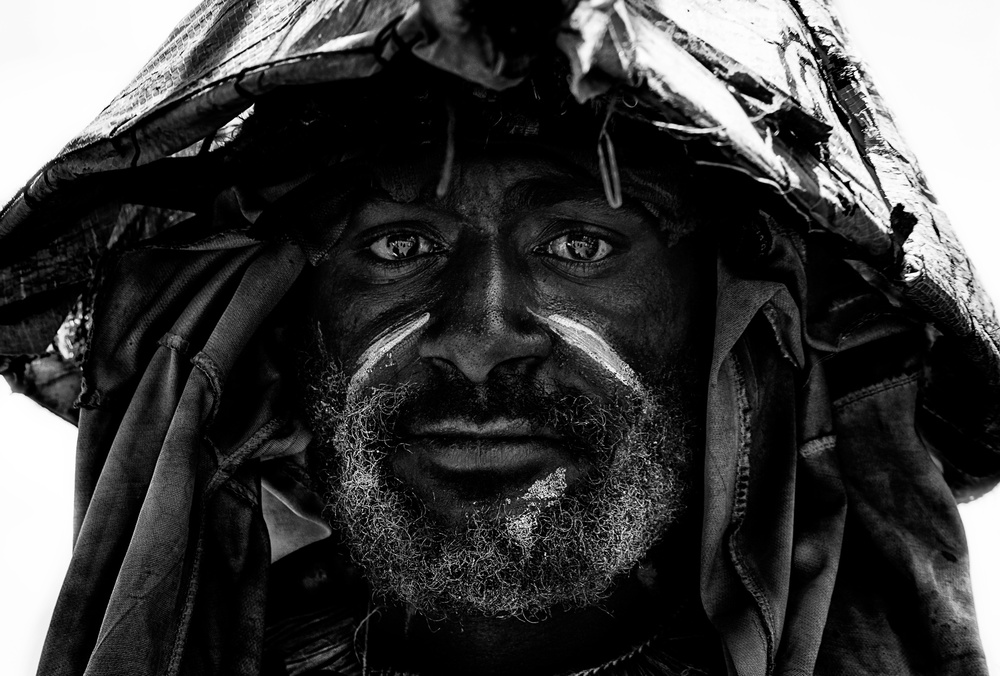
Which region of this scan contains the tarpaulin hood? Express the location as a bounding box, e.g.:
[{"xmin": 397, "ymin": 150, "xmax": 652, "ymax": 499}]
[
  {"xmin": 3, "ymin": 0, "xmax": 999, "ymax": 485},
  {"xmin": 3, "ymin": 1, "xmax": 998, "ymax": 675}
]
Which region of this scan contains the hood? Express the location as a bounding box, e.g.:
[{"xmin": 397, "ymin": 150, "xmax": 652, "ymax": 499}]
[{"xmin": 3, "ymin": 0, "xmax": 997, "ymax": 494}]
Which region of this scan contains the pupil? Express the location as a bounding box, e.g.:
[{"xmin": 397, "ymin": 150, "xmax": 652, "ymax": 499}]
[
  {"xmin": 388, "ymin": 235, "xmax": 417, "ymax": 258},
  {"xmin": 568, "ymin": 236, "xmax": 599, "ymax": 259}
]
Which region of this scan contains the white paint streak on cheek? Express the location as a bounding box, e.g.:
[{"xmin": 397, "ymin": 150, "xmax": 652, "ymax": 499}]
[
  {"xmin": 531, "ymin": 311, "xmax": 646, "ymax": 396},
  {"xmin": 347, "ymin": 312, "xmax": 430, "ymax": 397}
]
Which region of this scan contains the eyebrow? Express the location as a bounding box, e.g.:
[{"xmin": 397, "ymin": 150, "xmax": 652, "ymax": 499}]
[{"xmin": 498, "ymin": 175, "xmax": 612, "ymax": 215}]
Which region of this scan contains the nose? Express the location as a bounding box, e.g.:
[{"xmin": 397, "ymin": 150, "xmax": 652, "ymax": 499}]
[{"xmin": 418, "ymin": 241, "xmax": 550, "ymax": 383}]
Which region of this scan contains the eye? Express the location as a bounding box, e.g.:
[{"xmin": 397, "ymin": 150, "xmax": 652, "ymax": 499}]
[
  {"xmin": 539, "ymin": 233, "xmax": 615, "ymax": 262},
  {"xmin": 368, "ymin": 233, "xmax": 443, "ymax": 260}
]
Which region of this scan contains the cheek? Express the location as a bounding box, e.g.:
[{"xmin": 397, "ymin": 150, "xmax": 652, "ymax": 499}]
[
  {"xmin": 615, "ymin": 240, "xmax": 711, "ymax": 358},
  {"xmin": 622, "ymin": 269, "xmax": 697, "ymax": 360},
  {"xmin": 539, "ymin": 243, "xmax": 711, "ymax": 379},
  {"xmin": 301, "ymin": 271, "xmax": 365, "ymax": 358},
  {"xmin": 531, "ymin": 311, "xmax": 648, "ymax": 397},
  {"xmin": 347, "ymin": 312, "xmax": 430, "ymax": 395},
  {"xmin": 302, "ymin": 264, "xmax": 441, "ymax": 385}
]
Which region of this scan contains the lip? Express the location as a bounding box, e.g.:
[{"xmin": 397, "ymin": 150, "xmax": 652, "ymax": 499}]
[
  {"xmin": 406, "ymin": 417, "xmax": 562, "ymax": 441},
  {"xmin": 397, "ymin": 418, "xmax": 568, "ymax": 475}
]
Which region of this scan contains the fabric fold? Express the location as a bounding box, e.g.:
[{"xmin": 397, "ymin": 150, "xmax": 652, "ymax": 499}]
[{"xmin": 39, "ymin": 237, "xmax": 308, "ymax": 675}]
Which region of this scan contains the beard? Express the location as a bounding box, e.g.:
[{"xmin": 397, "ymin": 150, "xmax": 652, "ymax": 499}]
[{"xmin": 298, "ymin": 350, "xmax": 700, "ymax": 621}]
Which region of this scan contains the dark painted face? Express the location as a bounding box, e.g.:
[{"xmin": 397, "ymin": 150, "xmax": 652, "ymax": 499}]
[{"xmin": 299, "ymin": 146, "xmax": 714, "ymax": 525}]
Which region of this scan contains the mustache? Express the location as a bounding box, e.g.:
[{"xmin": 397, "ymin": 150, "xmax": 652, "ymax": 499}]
[{"xmin": 373, "ymin": 370, "xmax": 647, "ymax": 459}]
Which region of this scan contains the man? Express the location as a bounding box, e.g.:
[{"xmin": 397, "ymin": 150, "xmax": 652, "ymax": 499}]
[{"xmin": 1, "ymin": 1, "xmax": 997, "ymax": 675}]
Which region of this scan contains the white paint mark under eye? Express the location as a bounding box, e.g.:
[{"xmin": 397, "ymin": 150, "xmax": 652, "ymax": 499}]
[
  {"xmin": 348, "ymin": 312, "xmax": 430, "ymax": 397},
  {"xmin": 531, "ymin": 311, "xmax": 646, "ymax": 395}
]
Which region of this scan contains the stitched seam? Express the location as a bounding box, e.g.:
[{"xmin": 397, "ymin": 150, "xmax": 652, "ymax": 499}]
[
  {"xmin": 77, "ymin": 250, "xmax": 131, "ymax": 409},
  {"xmin": 968, "ymin": 311, "xmax": 1000, "ymax": 432},
  {"xmin": 762, "ymin": 301, "xmax": 800, "ymax": 369},
  {"xmin": 726, "ymin": 352, "xmax": 776, "ymax": 674},
  {"xmin": 165, "ymin": 502, "xmax": 206, "ymax": 676},
  {"xmin": 203, "ymin": 416, "xmax": 285, "ymax": 499},
  {"xmin": 221, "ymin": 478, "xmax": 257, "ymax": 507},
  {"xmin": 158, "ymin": 331, "xmax": 191, "ymax": 355},
  {"xmin": 833, "ymin": 372, "xmax": 917, "ymax": 410},
  {"xmin": 190, "ymin": 350, "xmax": 224, "ymax": 414},
  {"xmin": 162, "ymin": 350, "xmax": 223, "ymax": 674},
  {"xmin": 800, "ymin": 435, "xmax": 836, "ymax": 459},
  {"xmin": 730, "ymin": 355, "xmax": 753, "ymax": 522},
  {"xmin": 921, "ymin": 402, "xmax": 1000, "ymax": 453}
]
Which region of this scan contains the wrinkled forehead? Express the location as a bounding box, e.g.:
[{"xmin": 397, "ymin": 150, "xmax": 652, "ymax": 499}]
[{"xmin": 363, "ymin": 146, "xmax": 642, "ymax": 221}]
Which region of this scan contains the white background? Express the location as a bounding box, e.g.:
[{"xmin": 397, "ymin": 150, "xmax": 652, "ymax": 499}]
[{"xmin": 0, "ymin": 1, "xmax": 997, "ymax": 673}]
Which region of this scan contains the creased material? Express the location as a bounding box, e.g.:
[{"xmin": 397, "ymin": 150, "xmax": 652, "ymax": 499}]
[
  {"xmin": 3, "ymin": 3, "xmax": 998, "ymax": 499},
  {"xmin": 0, "ymin": 1, "xmax": 994, "ymax": 675}
]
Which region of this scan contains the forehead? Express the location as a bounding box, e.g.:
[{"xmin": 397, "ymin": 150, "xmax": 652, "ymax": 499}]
[
  {"xmin": 358, "ymin": 144, "xmax": 691, "ymax": 228},
  {"xmin": 373, "ymin": 148, "xmax": 603, "ymax": 205}
]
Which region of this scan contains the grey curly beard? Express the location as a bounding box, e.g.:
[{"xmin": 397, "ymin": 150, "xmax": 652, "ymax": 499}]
[{"xmin": 300, "ymin": 357, "xmax": 699, "ymax": 621}]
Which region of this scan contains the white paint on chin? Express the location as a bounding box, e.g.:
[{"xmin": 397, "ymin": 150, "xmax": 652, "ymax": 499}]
[
  {"xmin": 348, "ymin": 312, "xmax": 430, "ymax": 398},
  {"xmin": 505, "ymin": 468, "xmax": 569, "ymax": 551},
  {"xmin": 531, "ymin": 311, "xmax": 647, "ymax": 396},
  {"xmin": 522, "ymin": 467, "xmax": 568, "ymax": 503}
]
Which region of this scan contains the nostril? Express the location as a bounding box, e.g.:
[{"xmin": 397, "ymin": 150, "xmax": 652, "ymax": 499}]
[
  {"xmin": 429, "ymin": 339, "xmax": 535, "ymax": 383},
  {"xmin": 491, "ymin": 353, "xmax": 546, "ymax": 379},
  {"xmin": 418, "ymin": 323, "xmax": 551, "ymax": 384}
]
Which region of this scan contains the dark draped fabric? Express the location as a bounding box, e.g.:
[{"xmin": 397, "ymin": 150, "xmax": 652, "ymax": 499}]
[
  {"xmin": 2, "ymin": 1, "xmax": 992, "ymax": 673},
  {"xmin": 35, "ymin": 208, "xmax": 988, "ymax": 674}
]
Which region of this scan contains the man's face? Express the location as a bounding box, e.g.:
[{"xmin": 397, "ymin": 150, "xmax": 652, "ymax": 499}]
[{"xmin": 295, "ymin": 146, "xmax": 714, "ymax": 619}]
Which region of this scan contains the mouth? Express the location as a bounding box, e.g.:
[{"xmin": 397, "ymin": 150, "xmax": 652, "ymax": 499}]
[
  {"xmin": 408, "ymin": 417, "xmax": 562, "ymax": 440},
  {"xmin": 400, "ymin": 418, "xmax": 565, "ymax": 470},
  {"xmin": 389, "ymin": 418, "xmax": 582, "ymax": 508}
]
